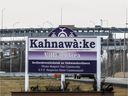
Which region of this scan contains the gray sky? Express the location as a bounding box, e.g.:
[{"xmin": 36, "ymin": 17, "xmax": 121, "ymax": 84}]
[{"xmin": 0, "ymin": 0, "xmax": 127, "ymax": 28}]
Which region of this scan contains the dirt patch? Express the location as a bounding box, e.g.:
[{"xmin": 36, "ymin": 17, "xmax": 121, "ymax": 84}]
[
  {"xmin": 114, "ymin": 72, "xmax": 128, "ymax": 78},
  {"xmin": 0, "ymin": 77, "xmax": 128, "ymax": 96}
]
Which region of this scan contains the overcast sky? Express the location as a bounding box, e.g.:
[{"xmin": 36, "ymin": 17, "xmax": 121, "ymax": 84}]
[{"xmin": 0, "ymin": 0, "xmax": 127, "ymax": 28}]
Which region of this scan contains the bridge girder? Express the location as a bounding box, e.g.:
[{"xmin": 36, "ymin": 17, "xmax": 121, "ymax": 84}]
[{"xmin": 0, "ymin": 27, "xmax": 127, "ymax": 37}]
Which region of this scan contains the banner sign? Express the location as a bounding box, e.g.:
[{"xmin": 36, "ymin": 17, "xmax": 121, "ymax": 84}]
[{"xmin": 28, "ymin": 37, "xmax": 97, "ymax": 73}]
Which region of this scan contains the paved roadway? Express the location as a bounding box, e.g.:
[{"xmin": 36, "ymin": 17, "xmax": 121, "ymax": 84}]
[
  {"xmin": 66, "ymin": 77, "xmax": 128, "ymax": 87},
  {"xmin": 105, "ymin": 77, "xmax": 128, "ymax": 85},
  {"xmin": 0, "ymin": 73, "xmax": 127, "ymax": 86}
]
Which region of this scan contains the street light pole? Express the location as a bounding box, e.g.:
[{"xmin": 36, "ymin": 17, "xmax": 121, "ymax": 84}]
[
  {"xmin": 123, "ymin": 9, "xmax": 128, "ymax": 78},
  {"xmin": 0, "ymin": 8, "xmax": 5, "ymax": 71}
]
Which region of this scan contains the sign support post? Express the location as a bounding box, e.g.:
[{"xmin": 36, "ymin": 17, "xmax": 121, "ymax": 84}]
[
  {"xmin": 25, "ymin": 37, "xmax": 29, "ymax": 91},
  {"xmin": 97, "ymin": 36, "xmax": 101, "ymax": 91},
  {"xmin": 61, "ymin": 74, "xmax": 65, "ymax": 91}
]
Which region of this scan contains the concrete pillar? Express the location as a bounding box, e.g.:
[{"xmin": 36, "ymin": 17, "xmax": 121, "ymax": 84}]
[{"xmin": 107, "ymin": 50, "xmax": 114, "ymax": 76}]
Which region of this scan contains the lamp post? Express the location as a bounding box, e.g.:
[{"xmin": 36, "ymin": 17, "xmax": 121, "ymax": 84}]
[
  {"xmin": 125, "ymin": 9, "xmax": 128, "ymax": 77},
  {"xmin": 123, "ymin": 29, "xmax": 126, "ymax": 78},
  {"xmin": 0, "ymin": 8, "xmax": 5, "ymax": 71},
  {"xmin": 122, "ymin": 9, "xmax": 128, "ymax": 77}
]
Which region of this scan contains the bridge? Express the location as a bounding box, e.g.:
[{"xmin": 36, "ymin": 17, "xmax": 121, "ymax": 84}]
[
  {"xmin": 0, "ymin": 26, "xmax": 127, "ymax": 37},
  {"xmin": 0, "ymin": 26, "xmax": 127, "ymax": 78}
]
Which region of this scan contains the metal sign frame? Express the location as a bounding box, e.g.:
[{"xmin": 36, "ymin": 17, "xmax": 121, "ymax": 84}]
[
  {"xmin": 25, "ymin": 36, "xmax": 101, "ymax": 91},
  {"xmin": 28, "ymin": 37, "xmax": 97, "ymax": 74}
]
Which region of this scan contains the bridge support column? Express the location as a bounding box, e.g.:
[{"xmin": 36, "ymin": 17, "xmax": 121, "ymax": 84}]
[
  {"xmin": 123, "ymin": 50, "xmax": 127, "ymax": 77},
  {"xmin": 107, "ymin": 50, "xmax": 114, "ymax": 76}
]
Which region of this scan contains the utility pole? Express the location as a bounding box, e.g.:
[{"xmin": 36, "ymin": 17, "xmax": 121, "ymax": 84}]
[
  {"xmin": 0, "ymin": 8, "xmax": 5, "ymax": 71},
  {"xmin": 123, "ymin": 9, "xmax": 128, "ymax": 78}
]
